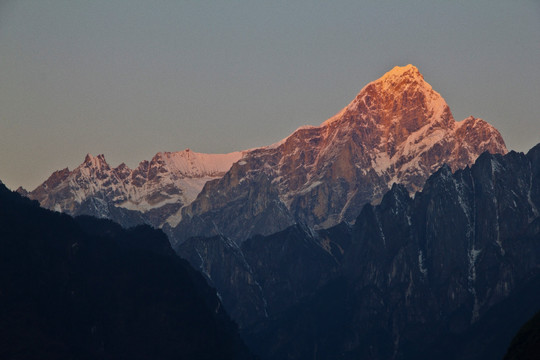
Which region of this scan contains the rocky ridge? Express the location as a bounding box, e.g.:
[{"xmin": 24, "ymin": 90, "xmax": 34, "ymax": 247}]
[
  {"xmin": 25, "ymin": 149, "xmax": 245, "ymax": 228},
  {"xmin": 177, "ymin": 143, "xmax": 540, "ymax": 359},
  {"xmin": 172, "ymin": 65, "xmax": 507, "ymax": 244}
]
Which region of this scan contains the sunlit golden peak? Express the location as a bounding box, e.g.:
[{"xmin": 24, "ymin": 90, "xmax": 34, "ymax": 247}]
[{"xmin": 381, "ymin": 64, "xmax": 422, "ymax": 81}]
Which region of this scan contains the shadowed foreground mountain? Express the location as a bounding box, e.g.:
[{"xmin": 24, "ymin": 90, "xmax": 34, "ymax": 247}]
[
  {"xmin": 505, "ymin": 309, "xmax": 540, "ymax": 360},
  {"xmin": 0, "ymin": 182, "xmax": 253, "ymax": 360},
  {"xmin": 178, "ymin": 144, "xmax": 540, "ymax": 359}
]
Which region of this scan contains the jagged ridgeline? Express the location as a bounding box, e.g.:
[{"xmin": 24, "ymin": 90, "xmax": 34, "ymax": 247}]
[
  {"xmin": 171, "ymin": 65, "xmax": 506, "ymax": 244},
  {"xmin": 0, "ymin": 183, "xmax": 254, "ymax": 360},
  {"xmin": 179, "ymin": 144, "xmax": 540, "ymax": 359},
  {"xmin": 24, "ymin": 65, "xmax": 506, "ymax": 245},
  {"xmin": 23, "ymin": 150, "xmax": 245, "ymax": 229}
]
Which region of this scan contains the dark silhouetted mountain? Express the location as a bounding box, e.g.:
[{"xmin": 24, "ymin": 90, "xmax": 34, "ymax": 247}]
[
  {"xmin": 504, "ymin": 308, "xmax": 540, "ymax": 360},
  {"xmin": 177, "ymin": 223, "xmax": 351, "ymax": 328},
  {"xmin": 0, "ymin": 182, "xmax": 254, "ymax": 360},
  {"xmin": 177, "ymin": 234, "xmax": 269, "ymax": 328}
]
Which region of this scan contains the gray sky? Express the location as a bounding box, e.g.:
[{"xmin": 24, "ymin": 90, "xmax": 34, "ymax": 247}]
[{"xmin": 1, "ymin": 0, "xmax": 539, "ymax": 190}]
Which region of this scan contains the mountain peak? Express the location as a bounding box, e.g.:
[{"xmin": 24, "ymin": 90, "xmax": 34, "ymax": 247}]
[
  {"xmin": 380, "ymin": 64, "xmax": 423, "ymax": 82},
  {"xmin": 15, "ymin": 186, "xmax": 29, "ymax": 197},
  {"xmin": 82, "ymin": 153, "xmax": 110, "ymax": 172},
  {"xmin": 372, "ymin": 64, "xmax": 434, "ymax": 97},
  {"xmin": 322, "ymin": 64, "xmax": 449, "ymax": 129},
  {"xmin": 84, "ymin": 153, "xmax": 107, "ymax": 163}
]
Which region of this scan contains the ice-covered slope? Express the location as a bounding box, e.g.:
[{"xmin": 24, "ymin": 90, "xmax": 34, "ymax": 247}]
[
  {"xmin": 26, "ymin": 149, "xmax": 245, "ymax": 228},
  {"xmin": 172, "ymin": 65, "xmax": 507, "ymax": 244}
]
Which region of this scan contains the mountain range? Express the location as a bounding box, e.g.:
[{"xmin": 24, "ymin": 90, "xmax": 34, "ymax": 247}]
[
  {"xmin": 21, "ymin": 149, "xmax": 244, "ymax": 229},
  {"xmin": 23, "ymin": 65, "xmax": 507, "ymax": 245},
  {"xmin": 15, "ymin": 64, "xmax": 538, "ymax": 359}
]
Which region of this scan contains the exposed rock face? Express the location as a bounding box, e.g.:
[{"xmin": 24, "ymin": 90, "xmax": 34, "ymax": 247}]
[
  {"xmin": 177, "ymin": 235, "xmax": 269, "ymax": 328},
  {"xmin": 25, "ymin": 150, "xmax": 244, "ymax": 228},
  {"xmin": 177, "ymin": 144, "xmax": 540, "ymax": 357},
  {"xmin": 242, "ymin": 144, "xmax": 540, "ymax": 360},
  {"xmin": 176, "ymin": 223, "xmax": 351, "ymax": 328},
  {"xmin": 172, "ymin": 65, "xmax": 507, "ymax": 245}
]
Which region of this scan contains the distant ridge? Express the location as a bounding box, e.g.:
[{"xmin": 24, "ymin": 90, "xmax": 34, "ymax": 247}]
[{"xmin": 24, "ymin": 149, "xmax": 245, "ymax": 228}]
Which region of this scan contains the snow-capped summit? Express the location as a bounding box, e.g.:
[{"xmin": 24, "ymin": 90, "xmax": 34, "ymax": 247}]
[
  {"xmin": 324, "ymin": 64, "xmax": 447, "ymax": 125},
  {"xmin": 27, "ymin": 149, "xmax": 245, "ymax": 228},
  {"xmin": 173, "ymin": 65, "xmax": 507, "ymax": 244},
  {"xmin": 378, "ymin": 63, "xmax": 425, "ymax": 86},
  {"xmin": 149, "ymin": 149, "xmax": 245, "ymax": 178}
]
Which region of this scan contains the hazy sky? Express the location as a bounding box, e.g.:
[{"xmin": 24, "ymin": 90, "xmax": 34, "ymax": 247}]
[{"xmin": 1, "ymin": 1, "xmax": 539, "ymax": 190}]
